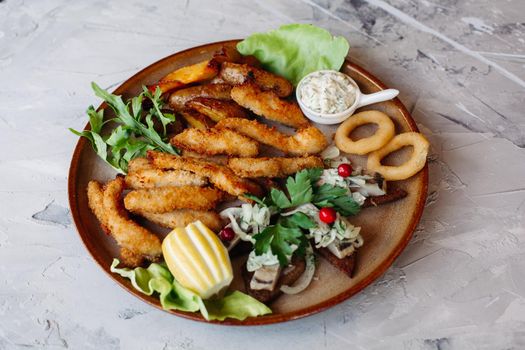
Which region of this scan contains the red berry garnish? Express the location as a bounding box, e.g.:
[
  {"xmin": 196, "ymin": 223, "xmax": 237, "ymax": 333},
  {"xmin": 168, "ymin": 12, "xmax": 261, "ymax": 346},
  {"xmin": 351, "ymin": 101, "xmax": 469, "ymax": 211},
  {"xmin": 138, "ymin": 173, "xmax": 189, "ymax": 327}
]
[
  {"xmin": 319, "ymin": 207, "xmax": 337, "ymax": 224},
  {"xmin": 337, "ymin": 163, "xmax": 353, "ymax": 178},
  {"xmin": 219, "ymin": 227, "xmax": 235, "ymax": 241}
]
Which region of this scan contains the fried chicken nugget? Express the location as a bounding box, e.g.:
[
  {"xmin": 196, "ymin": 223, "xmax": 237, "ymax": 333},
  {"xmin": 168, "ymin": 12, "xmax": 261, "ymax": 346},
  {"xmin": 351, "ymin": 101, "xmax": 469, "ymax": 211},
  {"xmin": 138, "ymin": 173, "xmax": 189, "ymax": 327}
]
[
  {"xmin": 227, "ymin": 156, "xmax": 324, "ymax": 178},
  {"xmin": 147, "ymin": 151, "xmax": 263, "ymax": 199},
  {"xmin": 87, "ymin": 177, "xmax": 162, "ymax": 267},
  {"xmin": 171, "ymin": 128, "xmax": 259, "ymax": 157},
  {"xmin": 135, "ymin": 209, "xmax": 223, "ymax": 232},
  {"xmin": 125, "ymin": 168, "xmax": 207, "ymax": 189},
  {"xmin": 215, "ymin": 118, "xmax": 328, "ymax": 155},
  {"xmin": 169, "ymin": 84, "xmax": 232, "ymax": 110},
  {"xmin": 124, "ymin": 186, "xmax": 223, "ymax": 213},
  {"xmin": 219, "ymin": 62, "xmax": 293, "ymax": 97},
  {"xmin": 231, "ymin": 83, "xmax": 309, "ymax": 128}
]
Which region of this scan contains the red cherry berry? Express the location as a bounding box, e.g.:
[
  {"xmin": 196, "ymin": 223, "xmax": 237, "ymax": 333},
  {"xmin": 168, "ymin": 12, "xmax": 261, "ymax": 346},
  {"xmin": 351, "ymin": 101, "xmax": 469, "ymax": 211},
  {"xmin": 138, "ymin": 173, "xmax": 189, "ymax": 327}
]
[
  {"xmin": 319, "ymin": 207, "xmax": 337, "ymax": 224},
  {"xmin": 219, "ymin": 227, "xmax": 235, "ymax": 242},
  {"xmin": 337, "ymin": 163, "xmax": 353, "ymax": 178}
]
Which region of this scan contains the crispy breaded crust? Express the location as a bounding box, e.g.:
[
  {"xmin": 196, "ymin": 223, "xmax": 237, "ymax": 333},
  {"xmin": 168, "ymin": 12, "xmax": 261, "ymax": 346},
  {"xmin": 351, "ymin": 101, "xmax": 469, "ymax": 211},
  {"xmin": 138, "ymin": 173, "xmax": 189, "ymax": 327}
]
[
  {"xmin": 227, "ymin": 156, "xmax": 324, "ymax": 178},
  {"xmin": 169, "ymin": 84, "xmax": 232, "ymax": 110},
  {"xmin": 124, "ymin": 186, "xmax": 223, "ymax": 213},
  {"xmin": 125, "ymin": 168, "xmax": 207, "ymax": 189},
  {"xmin": 215, "ymin": 118, "xmax": 327, "ymax": 155},
  {"xmin": 180, "ymin": 150, "xmax": 228, "ymax": 165},
  {"xmin": 186, "ymin": 97, "xmax": 249, "ymax": 122},
  {"xmin": 127, "ymin": 157, "xmax": 153, "ymax": 173},
  {"xmin": 231, "ymin": 84, "xmax": 309, "ymax": 128},
  {"xmin": 147, "ymin": 151, "xmax": 263, "ymax": 199},
  {"xmin": 87, "ymin": 181, "xmax": 109, "ymax": 232},
  {"xmin": 101, "ymin": 177, "xmax": 162, "ymax": 266},
  {"xmin": 136, "ymin": 209, "xmax": 223, "ymax": 232},
  {"xmin": 171, "ymin": 128, "xmax": 259, "ymax": 157},
  {"xmin": 219, "ymin": 62, "xmax": 293, "ymax": 97}
]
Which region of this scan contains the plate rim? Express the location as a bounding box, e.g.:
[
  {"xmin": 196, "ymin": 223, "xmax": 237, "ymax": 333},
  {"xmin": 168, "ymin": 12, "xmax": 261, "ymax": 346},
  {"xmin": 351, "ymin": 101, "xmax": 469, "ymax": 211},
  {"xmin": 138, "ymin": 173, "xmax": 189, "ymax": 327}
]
[{"xmin": 68, "ymin": 39, "xmax": 428, "ymax": 326}]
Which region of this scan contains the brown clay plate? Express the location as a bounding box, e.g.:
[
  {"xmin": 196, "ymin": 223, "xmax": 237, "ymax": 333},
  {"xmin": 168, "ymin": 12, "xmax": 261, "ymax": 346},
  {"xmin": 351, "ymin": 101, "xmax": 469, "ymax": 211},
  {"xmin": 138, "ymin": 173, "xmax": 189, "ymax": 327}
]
[{"xmin": 68, "ymin": 40, "xmax": 428, "ymax": 325}]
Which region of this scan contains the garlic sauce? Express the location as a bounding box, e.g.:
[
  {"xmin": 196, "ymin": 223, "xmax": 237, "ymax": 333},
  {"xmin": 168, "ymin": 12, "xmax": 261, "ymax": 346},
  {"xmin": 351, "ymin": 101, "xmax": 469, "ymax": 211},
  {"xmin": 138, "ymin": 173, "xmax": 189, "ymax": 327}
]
[{"xmin": 299, "ymin": 71, "xmax": 357, "ymax": 114}]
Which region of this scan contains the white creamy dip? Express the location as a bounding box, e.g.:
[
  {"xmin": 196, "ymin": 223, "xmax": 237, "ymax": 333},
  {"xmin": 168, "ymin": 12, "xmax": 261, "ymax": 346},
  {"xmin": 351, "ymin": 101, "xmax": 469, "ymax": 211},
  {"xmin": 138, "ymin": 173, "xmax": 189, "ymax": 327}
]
[{"xmin": 299, "ymin": 71, "xmax": 357, "ymax": 114}]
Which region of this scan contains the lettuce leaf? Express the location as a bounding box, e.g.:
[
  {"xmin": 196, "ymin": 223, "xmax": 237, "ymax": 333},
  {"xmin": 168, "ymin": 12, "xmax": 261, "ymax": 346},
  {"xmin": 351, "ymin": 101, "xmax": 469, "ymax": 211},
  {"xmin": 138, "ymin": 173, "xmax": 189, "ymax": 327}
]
[
  {"xmin": 110, "ymin": 259, "xmax": 271, "ymax": 321},
  {"xmin": 237, "ymin": 24, "xmax": 349, "ymax": 85}
]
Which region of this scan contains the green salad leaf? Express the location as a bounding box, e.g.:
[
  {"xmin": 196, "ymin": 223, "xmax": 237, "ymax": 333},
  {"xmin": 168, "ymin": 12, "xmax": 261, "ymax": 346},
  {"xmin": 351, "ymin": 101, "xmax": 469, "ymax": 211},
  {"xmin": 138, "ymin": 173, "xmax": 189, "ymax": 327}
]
[
  {"xmin": 110, "ymin": 259, "xmax": 271, "ymax": 321},
  {"xmin": 69, "ymin": 82, "xmax": 178, "ymax": 174},
  {"xmin": 237, "ymin": 24, "xmax": 350, "ymax": 85}
]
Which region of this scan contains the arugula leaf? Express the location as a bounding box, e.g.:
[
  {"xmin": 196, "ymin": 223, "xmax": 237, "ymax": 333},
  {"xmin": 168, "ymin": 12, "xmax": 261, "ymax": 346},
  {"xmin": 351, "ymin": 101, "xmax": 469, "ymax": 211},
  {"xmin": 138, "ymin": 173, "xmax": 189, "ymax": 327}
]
[
  {"xmin": 70, "ymin": 82, "xmax": 179, "ymax": 174},
  {"xmin": 254, "ymin": 225, "xmax": 306, "ymax": 266}
]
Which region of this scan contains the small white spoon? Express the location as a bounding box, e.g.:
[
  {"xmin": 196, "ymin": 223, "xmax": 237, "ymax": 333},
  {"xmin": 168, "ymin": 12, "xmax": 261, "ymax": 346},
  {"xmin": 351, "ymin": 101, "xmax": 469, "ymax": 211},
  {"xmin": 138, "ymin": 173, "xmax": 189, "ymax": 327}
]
[{"xmin": 296, "ymin": 70, "xmax": 399, "ymax": 125}]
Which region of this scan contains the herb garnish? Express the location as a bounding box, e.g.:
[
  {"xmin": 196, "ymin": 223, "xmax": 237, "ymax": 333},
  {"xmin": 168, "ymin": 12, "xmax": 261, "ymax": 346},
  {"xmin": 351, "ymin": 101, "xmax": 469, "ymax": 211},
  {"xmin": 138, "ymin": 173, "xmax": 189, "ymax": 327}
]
[
  {"xmin": 248, "ymin": 168, "xmax": 360, "ymax": 266},
  {"xmin": 69, "ymin": 82, "xmax": 178, "ymax": 174}
]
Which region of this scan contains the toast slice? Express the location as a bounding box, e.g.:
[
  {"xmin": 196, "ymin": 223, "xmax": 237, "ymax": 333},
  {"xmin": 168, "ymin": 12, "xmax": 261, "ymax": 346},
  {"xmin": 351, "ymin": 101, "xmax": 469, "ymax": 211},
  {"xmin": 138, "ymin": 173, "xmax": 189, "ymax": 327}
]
[
  {"xmin": 363, "ymin": 188, "xmax": 407, "ymax": 208},
  {"xmin": 242, "ymin": 256, "xmax": 306, "ymax": 303},
  {"xmin": 316, "ymin": 247, "xmax": 356, "ymax": 278}
]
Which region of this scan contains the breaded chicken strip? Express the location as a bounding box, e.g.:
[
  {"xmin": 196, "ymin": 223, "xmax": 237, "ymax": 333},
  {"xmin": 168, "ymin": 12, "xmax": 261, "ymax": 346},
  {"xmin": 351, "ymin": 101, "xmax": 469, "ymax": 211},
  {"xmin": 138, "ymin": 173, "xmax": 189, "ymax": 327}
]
[
  {"xmin": 231, "ymin": 83, "xmax": 309, "ymax": 129},
  {"xmin": 125, "ymin": 168, "xmax": 207, "ymax": 189},
  {"xmin": 180, "ymin": 150, "xmax": 228, "ymax": 165},
  {"xmin": 147, "ymin": 151, "xmax": 263, "ymax": 199},
  {"xmin": 169, "ymin": 84, "xmax": 232, "ymax": 110},
  {"xmin": 219, "ymin": 62, "xmax": 293, "ymax": 97},
  {"xmin": 87, "ymin": 177, "xmax": 162, "ymax": 267},
  {"xmin": 171, "ymin": 128, "xmax": 259, "ymax": 157},
  {"xmin": 124, "ymin": 186, "xmax": 223, "ymax": 213},
  {"xmin": 127, "ymin": 157, "xmax": 153, "ymax": 173},
  {"xmin": 215, "ymin": 118, "xmax": 327, "ymax": 155},
  {"xmin": 227, "ymin": 156, "xmax": 324, "ymax": 178},
  {"xmin": 136, "ymin": 209, "xmax": 223, "ymax": 232},
  {"xmin": 87, "ymin": 180, "xmax": 109, "ymax": 232},
  {"xmin": 186, "ymin": 98, "xmax": 249, "ymax": 122}
]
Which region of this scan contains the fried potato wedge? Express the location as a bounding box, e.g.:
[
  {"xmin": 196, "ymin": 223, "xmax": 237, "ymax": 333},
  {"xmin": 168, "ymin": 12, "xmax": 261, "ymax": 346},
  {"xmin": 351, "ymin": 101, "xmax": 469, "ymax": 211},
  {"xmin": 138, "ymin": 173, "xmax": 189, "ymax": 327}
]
[
  {"xmin": 228, "ymin": 156, "xmax": 324, "ymax": 178},
  {"xmin": 186, "ymin": 97, "xmax": 249, "ymax": 122},
  {"xmin": 169, "ymin": 84, "xmax": 232, "ymax": 110},
  {"xmin": 178, "ymin": 109, "xmax": 215, "ymax": 129},
  {"xmin": 149, "ymin": 60, "xmax": 220, "ymax": 94},
  {"xmin": 87, "ymin": 177, "xmax": 162, "ymax": 267},
  {"xmin": 147, "ymin": 151, "xmax": 263, "ymax": 199},
  {"xmin": 125, "ymin": 168, "xmax": 207, "ymax": 189},
  {"xmin": 212, "ymin": 44, "xmax": 242, "ymax": 64},
  {"xmin": 136, "ymin": 209, "xmax": 223, "ymax": 232},
  {"xmin": 124, "ymin": 186, "xmax": 223, "ymax": 213},
  {"xmin": 231, "ymin": 83, "xmax": 309, "ymax": 128},
  {"xmin": 215, "ymin": 118, "xmax": 327, "ymax": 155},
  {"xmin": 220, "ymin": 62, "xmax": 293, "ymax": 97},
  {"xmin": 171, "ymin": 128, "xmax": 259, "ymax": 157}
]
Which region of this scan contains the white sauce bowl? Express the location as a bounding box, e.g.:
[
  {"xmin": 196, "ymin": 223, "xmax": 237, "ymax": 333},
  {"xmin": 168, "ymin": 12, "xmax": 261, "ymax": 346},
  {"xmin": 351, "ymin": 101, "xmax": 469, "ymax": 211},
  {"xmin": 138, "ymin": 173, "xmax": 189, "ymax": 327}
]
[{"xmin": 296, "ymin": 70, "xmax": 399, "ymax": 125}]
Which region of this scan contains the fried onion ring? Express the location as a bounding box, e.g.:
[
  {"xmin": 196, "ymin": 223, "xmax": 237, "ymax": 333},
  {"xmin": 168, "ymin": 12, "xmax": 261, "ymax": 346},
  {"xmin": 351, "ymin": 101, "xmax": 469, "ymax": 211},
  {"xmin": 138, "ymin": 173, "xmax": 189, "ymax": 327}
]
[
  {"xmin": 367, "ymin": 132, "xmax": 429, "ymax": 181},
  {"xmin": 335, "ymin": 110, "xmax": 395, "ymax": 155}
]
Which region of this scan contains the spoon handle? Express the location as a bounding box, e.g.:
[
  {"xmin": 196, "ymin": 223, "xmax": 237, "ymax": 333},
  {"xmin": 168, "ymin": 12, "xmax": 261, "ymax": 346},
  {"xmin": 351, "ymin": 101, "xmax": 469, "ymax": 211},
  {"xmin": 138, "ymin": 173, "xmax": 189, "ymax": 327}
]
[{"xmin": 357, "ymin": 89, "xmax": 399, "ymax": 108}]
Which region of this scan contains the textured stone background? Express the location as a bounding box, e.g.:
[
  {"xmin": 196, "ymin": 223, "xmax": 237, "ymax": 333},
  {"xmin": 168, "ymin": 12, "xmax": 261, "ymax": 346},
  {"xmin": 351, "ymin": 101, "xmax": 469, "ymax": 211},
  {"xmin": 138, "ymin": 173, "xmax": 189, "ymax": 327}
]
[{"xmin": 0, "ymin": 0, "xmax": 524, "ymax": 349}]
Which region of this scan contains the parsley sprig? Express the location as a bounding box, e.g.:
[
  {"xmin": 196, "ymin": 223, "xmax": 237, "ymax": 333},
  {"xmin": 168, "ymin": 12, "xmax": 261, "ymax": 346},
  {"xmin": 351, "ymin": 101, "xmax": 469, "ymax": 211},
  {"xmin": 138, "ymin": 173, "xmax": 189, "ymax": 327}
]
[
  {"xmin": 69, "ymin": 82, "xmax": 178, "ymax": 174},
  {"xmin": 249, "ymin": 168, "xmax": 361, "ymax": 266}
]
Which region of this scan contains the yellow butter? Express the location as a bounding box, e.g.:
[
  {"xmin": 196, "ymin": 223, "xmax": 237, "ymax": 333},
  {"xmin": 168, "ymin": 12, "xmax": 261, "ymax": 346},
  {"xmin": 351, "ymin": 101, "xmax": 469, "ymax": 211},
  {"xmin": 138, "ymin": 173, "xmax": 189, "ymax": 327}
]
[{"xmin": 162, "ymin": 220, "xmax": 233, "ymax": 299}]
